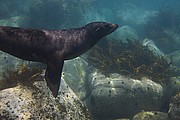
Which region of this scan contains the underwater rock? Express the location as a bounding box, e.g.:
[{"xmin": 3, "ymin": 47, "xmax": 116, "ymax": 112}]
[
  {"xmin": 63, "ymin": 57, "xmax": 89, "ymax": 100},
  {"xmin": 85, "ymin": 71, "xmax": 173, "ymax": 119},
  {"xmin": 171, "ymin": 77, "xmax": 180, "ymax": 95},
  {"xmin": 168, "ymin": 92, "xmax": 180, "ymax": 120},
  {"xmin": 0, "ymin": 53, "xmax": 90, "ymax": 119},
  {"xmin": 142, "ymin": 38, "xmax": 165, "ymax": 57},
  {"xmin": 0, "ymin": 79, "xmax": 90, "ymax": 119},
  {"xmin": 109, "ymin": 25, "xmax": 139, "ymax": 42},
  {"xmin": 133, "ymin": 111, "xmax": 168, "ymax": 120},
  {"xmin": 168, "ymin": 50, "xmax": 180, "ymax": 67}
]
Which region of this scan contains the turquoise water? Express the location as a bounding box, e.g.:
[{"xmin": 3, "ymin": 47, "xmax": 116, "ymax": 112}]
[{"xmin": 0, "ymin": 0, "xmax": 180, "ymax": 120}]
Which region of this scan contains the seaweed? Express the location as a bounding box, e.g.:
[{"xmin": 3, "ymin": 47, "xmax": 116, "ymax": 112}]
[
  {"xmin": 0, "ymin": 64, "xmax": 43, "ymax": 90},
  {"xmin": 87, "ymin": 38, "xmax": 173, "ymax": 85},
  {"xmin": 171, "ymin": 92, "xmax": 180, "ymax": 105}
]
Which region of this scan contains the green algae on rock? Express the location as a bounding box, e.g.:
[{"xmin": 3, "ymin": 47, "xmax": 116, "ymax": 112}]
[
  {"xmin": 133, "ymin": 111, "xmax": 168, "ymax": 120},
  {"xmin": 168, "ymin": 92, "xmax": 180, "ymax": 120},
  {"xmin": 87, "ymin": 39, "xmax": 173, "ymax": 85},
  {"xmin": 0, "ymin": 63, "xmax": 91, "ymax": 119},
  {"xmin": 0, "ymin": 64, "xmax": 43, "ymax": 90},
  {"xmin": 0, "ymin": 80, "xmax": 91, "ymax": 120}
]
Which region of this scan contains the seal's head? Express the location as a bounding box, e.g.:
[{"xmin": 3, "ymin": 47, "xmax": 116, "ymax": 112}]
[{"xmin": 84, "ymin": 22, "xmax": 118, "ymax": 40}]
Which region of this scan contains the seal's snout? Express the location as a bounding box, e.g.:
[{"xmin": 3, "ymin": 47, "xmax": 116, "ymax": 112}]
[
  {"xmin": 111, "ymin": 24, "xmax": 118, "ymax": 29},
  {"xmin": 112, "ymin": 24, "xmax": 118, "ymax": 28},
  {"xmin": 108, "ymin": 23, "xmax": 118, "ymax": 33}
]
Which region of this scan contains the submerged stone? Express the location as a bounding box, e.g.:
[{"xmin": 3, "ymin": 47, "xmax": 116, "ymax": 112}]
[
  {"xmin": 85, "ymin": 71, "xmax": 173, "ymax": 119},
  {"xmin": 63, "ymin": 57, "xmax": 88, "ymax": 100},
  {"xmin": 133, "ymin": 111, "xmax": 168, "ymax": 120},
  {"xmin": 168, "ymin": 92, "xmax": 180, "ymax": 120},
  {"xmin": 0, "ymin": 79, "xmax": 91, "ymax": 120},
  {"xmin": 168, "ymin": 50, "xmax": 180, "ymax": 67}
]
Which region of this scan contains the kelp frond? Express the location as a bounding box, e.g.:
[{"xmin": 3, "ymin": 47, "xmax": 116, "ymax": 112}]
[{"xmin": 0, "ymin": 64, "xmax": 43, "ymax": 90}]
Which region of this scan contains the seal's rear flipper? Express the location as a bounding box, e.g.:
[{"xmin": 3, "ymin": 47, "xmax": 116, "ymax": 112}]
[{"xmin": 45, "ymin": 61, "xmax": 64, "ymax": 97}]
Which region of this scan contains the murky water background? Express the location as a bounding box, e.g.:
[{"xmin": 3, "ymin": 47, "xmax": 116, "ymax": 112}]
[{"xmin": 0, "ymin": 0, "xmax": 180, "ymax": 120}]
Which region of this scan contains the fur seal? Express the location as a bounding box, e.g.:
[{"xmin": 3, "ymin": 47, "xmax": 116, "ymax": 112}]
[{"xmin": 0, "ymin": 22, "xmax": 118, "ymax": 97}]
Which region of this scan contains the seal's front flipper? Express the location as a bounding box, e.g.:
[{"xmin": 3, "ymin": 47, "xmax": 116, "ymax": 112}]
[{"xmin": 45, "ymin": 61, "xmax": 64, "ymax": 97}]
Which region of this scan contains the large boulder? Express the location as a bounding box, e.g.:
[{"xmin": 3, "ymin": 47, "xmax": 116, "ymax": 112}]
[
  {"xmin": 0, "ymin": 79, "xmax": 91, "ymax": 120},
  {"xmin": 63, "ymin": 57, "xmax": 89, "ymax": 100},
  {"xmin": 0, "ymin": 53, "xmax": 90, "ymax": 119},
  {"xmin": 168, "ymin": 50, "xmax": 180, "ymax": 67},
  {"xmin": 142, "ymin": 38, "xmax": 165, "ymax": 57},
  {"xmin": 133, "ymin": 111, "xmax": 168, "ymax": 120},
  {"xmin": 86, "ymin": 71, "xmax": 174, "ymax": 119}
]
